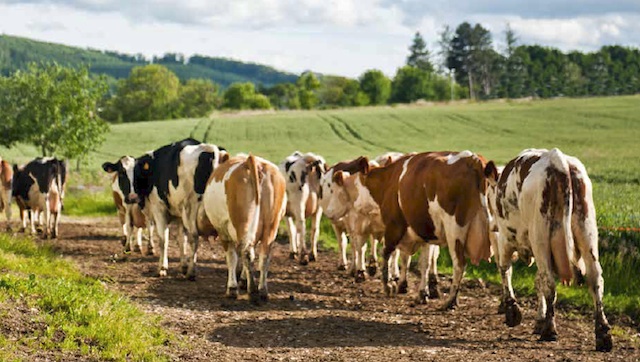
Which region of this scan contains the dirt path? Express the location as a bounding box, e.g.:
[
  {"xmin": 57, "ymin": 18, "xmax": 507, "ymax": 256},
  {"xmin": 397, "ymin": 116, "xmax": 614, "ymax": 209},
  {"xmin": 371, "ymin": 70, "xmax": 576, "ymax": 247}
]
[{"xmin": 48, "ymin": 218, "xmax": 638, "ymax": 361}]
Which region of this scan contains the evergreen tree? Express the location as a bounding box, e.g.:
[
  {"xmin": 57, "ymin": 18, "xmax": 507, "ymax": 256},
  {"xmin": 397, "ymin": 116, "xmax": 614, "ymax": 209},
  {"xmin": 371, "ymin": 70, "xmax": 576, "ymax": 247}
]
[{"xmin": 407, "ymin": 32, "xmax": 434, "ymax": 72}]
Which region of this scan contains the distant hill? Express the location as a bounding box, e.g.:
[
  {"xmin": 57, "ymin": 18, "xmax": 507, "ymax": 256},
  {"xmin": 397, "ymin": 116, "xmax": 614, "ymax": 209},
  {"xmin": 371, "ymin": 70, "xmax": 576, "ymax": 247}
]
[{"xmin": 0, "ymin": 34, "xmax": 298, "ymax": 88}]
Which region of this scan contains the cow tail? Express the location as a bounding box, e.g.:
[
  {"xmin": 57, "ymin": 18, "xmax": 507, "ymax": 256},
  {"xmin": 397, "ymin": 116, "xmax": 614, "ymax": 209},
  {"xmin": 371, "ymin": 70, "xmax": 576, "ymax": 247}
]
[
  {"xmin": 547, "ymin": 148, "xmax": 574, "ymax": 284},
  {"xmin": 247, "ymin": 154, "xmax": 261, "ymax": 206}
]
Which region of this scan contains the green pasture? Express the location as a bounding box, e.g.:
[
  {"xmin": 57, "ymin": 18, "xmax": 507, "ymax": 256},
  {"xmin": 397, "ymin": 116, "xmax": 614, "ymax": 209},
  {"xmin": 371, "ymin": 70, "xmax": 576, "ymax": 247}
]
[
  {"xmin": 0, "ymin": 234, "xmax": 169, "ymax": 361},
  {"xmin": 1, "ymin": 95, "xmax": 639, "ymax": 323}
]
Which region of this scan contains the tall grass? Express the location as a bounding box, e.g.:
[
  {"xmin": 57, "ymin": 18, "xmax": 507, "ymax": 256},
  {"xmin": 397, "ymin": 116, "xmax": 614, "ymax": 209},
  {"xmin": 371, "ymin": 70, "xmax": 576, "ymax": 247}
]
[{"xmin": 0, "ymin": 234, "xmax": 169, "ymax": 361}]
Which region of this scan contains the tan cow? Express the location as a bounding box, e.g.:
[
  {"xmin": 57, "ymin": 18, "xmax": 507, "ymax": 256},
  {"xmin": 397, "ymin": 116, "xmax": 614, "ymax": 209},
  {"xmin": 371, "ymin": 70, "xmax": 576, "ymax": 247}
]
[
  {"xmin": 200, "ymin": 154, "xmax": 287, "ymax": 303},
  {"xmin": 0, "ymin": 158, "xmax": 12, "ymax": 230},
  {"xmin": 492, "ymin": 148, "xmax": 612, "ymax": 351},
  {"xmin": 354, "ymin": 151, "xmax": 497, "ymax": 307}
]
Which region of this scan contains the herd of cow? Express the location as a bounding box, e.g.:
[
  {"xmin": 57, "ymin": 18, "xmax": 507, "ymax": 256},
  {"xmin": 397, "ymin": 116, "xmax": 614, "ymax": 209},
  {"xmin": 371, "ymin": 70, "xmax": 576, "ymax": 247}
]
[{"xmin": 0, "ymin": 138, "xmax": 613, "ymax": 352}]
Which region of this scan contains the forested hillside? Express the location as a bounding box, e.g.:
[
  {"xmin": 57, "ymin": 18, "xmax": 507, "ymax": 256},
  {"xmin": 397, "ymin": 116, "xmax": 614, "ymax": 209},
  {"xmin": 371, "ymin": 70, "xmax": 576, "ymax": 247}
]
[{"xmin": 0, "ymin": 35, "xmax": 297, "ymax": 87}]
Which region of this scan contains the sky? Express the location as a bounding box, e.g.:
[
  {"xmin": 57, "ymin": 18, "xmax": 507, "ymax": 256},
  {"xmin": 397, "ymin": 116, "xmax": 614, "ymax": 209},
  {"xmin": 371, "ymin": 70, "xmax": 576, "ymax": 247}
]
[{"xmin": 0, "ymin": 0, "xmax": 638, "ymax": 78}]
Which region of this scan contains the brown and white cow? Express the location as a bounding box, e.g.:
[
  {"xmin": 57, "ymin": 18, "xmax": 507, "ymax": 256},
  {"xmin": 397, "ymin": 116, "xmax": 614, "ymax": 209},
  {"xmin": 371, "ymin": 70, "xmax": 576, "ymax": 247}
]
[
  {"xmin": 0, "ymin": 157, "xmax": 13, "ymax": 230},
  {"xmin": 102, "ymin": 156, "xmax": 155, "ymax": 255},
  {"xmin": 324, "ymin": 155, "xmax": 439, "ymax": 297},
  {"xmin": 354, "ymin": 151, "xmax": 497, "ymax": 307},
  {"xmin": 279, "ymin": 152, "xmax": 326, "ymax": 265},
  {"xmin": 492, "ymin": 148, "xmax": 612, "ymax": 351},
  {"xmin": 200, "ymin": 154, "xmax": 287, "ymax": 303}
]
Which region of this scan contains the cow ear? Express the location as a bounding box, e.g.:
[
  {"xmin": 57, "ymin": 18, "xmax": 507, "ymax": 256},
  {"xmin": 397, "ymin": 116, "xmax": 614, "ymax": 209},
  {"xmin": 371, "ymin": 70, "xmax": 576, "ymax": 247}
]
[
  {"xmin": 484, "ymin": 161, "xmax": 498, "ymax": 182},
  {"xmin": 386, "ymin": 156, "xmax": 393, "ymax": 166},
  {"xmin": 13, "ymin": 164, "xmax": 19, "ymax": 174},
  {"xmin": 358, "ymin": 157, "xmax": 370, "ymax": 174},
  {"xmin": 102, "ymin": 162, "xmax": 117, "ymax": 173},
  {"xmin": 333, "ymin": 171, "xmax": 346, "ymax": 186},
  {"xmin": 219, "ymin": 152, "xmax": 230, "ymax": 164},
  {"xmin": 323, "ymin": 163, "xmax": 329, "ymax": 172}
]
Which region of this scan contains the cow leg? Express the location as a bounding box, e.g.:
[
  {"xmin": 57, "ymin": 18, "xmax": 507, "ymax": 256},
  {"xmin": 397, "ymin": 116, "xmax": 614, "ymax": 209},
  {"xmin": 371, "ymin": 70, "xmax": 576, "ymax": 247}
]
[
  {"xmin": 223, "ymin": 240, "xmax": 239, "ymax": 299},
  {"xmin": 2, "ymin": 189, "xmax": 11, "ymax": 231},
  {"xmin": 397, "ymin": 250, "xmax": 410, "ymax": 294},
  {"xmin": 295, "ymin": 216, "xmax": 308, "ymax": 265},
  {"xmin": 21, "ymin": 208, "xmax": 29, "ymax": 233},
  {"xmin": 179, "ymin": 227, "xmax": 189, "ymax": 276},
  {"xmin": 309, "ymin": 210, "xmax": 321, "ymax": 262},
  {"xmin": 428, "ymin": 245, "xmax": 440, "ymax": 299},
  {"xmin": 367, "ymin": 236, "xmax": 379, "ymax": 277},
  {"xmin": 352, "ymin": 233, "xmax": 367, "ymax": 283},
  {"xmin": 285, "ymin": 216, "xmax": 298, "ymax": 259},
  {"xmin": 257, "ymin": 242, "xmax": 273, "ymax": 301},
  {"xmin": 155, "ymin": 217, "xmax": 170, "ymax": 277},
  {"xmin": 416, "ymin": 244, "xmax": 430, "ymax": 303},
  {"xmin": 123, "ymin": 213, "xmax": 134, "ymax": 252},
  {"xmin": 334, "ymin": 223, "xmax": 349, "ymax": 271},
  {"xmin": 498, "ymin": 240, "xmax": 522, "ymax": 325},
  {"xmin": 133, "ymin": 228, "xmax": 143, "ymax": 253},
  {"xmin": 242, "ymin": 244, "xmax": 259, "ymax": 304},
  {"xmin": 43, "ymin": 198, "xmax": 51, "ymax": 239},
  {"xmin": 441, "ymin": 238, "xmax": 466, "ymax": 310},
  {"xmin": 146, "ymin": 223, "xmax": 156, "ymax": 256},
  {"xmin": 580, "ymin": 247, "xmax": 612, "ymax": 351},
  {"xmin": 534, "ymin": 260, "xmax": 558, "ymax": 342}
]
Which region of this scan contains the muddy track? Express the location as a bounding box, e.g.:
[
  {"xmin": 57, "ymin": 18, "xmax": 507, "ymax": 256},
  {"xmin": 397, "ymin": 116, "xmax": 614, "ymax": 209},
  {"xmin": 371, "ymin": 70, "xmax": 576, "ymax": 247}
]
[{"xmin": 45, "ymin": 218, "xmax": 638, "ymax": 361}]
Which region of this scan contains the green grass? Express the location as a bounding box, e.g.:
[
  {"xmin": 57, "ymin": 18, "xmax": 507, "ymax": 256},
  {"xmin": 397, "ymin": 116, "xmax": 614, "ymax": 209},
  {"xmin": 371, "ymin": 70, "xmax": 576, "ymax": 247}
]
[
  {"xmin": 0, "ymin": 234, "xmax": 169, "ymax": 361},
  {"xmin": 1, "ymin": 95, "xmax": 638, "ymax": 323}
]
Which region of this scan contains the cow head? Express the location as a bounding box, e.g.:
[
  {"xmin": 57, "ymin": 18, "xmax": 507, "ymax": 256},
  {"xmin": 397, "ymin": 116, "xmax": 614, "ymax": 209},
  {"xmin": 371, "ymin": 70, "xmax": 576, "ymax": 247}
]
[
  {"xmin": 102, "ymin": 156, "xmax": 137, "ymax": 204},
  {"xmin": 319, "ymin": 156, "xmax": 370, "ymax": 220},
  {"xmin": 132, "ymin": 154, "xmax": 154, "ymax": 204}
]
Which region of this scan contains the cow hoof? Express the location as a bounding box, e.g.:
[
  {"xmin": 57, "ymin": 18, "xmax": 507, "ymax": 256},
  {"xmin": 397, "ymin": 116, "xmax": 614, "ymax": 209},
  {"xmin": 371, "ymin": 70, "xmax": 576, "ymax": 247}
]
[
  {"xmin": 533, "ymin": 319, "xmax": 545, "ymax": 335},
  {"xmin": 596, "ymin": 323, "xmax": 613, "ymax": 352},
  {"xmin": 415, "ymin": 290, "xmax": 428, "ymax": 305},
  {"xmin": 355, "ymin": 270, "xmax": 366, "ymax": 283},
  {"xmin": 384, "ymin": 281, "xmax": 397, "ymax": 297},
  {"xmin": 337, "ymin": 264, "xmax": 347, "ymax": 271},
  {"xmin": 133, "ymin": 245, "xmax": 142, "ymax": 253},
  {"xmin": 238, "ymin": 278, "xmax": 247, "ymax": 291},
  {"xmin": 497, "ymin": 299, "xmax": 507, "ymax": 314},
  {"xmin": 289, "ymin": 252, "xmax": 297, "ymax": 260},
  {"xmin": 428, "ymin": 281, "xmax": 440, "ymax": 299},
  {"xmin": 259, "ymin": 290, "xmax": 269, "ymax": 303},
  {"xmin": 187, "ymin": 273, "xmax": 196, "ymax": 281},
  {"xmin": 249, "ymin": 290, "xmax": 262, "ymax": 305},
  {"xmin": 539, "ymin": 330, "xmax": 558, "ymax": 342},
  {"xmin": 366, "ymin": 264, "xmax": 377, "ymax": 277},
  {"xmin": 299, "ymin": 255, "xmax": 309, "ymax": 266},
  {"xmin": 146, "ymin": 248, "xmax": 155, "ymax": 256},
  {"xmin": 158, "ymin": 269, "xmax": 168, "ymax": 277},
  {"xmin": 181, "ymin": 265, "xmax": 189, "ymax": 275},
  {"xmin": 596, "ymin": 333, "xmax": 613, "ymax": 352},
  {"xmin": 439, "ymin": 297, "xmax": 458, "ymax": 311},
  {"xmin": 120, "ymin": 237, "xmax": 127, "ymax": 247},
  {"xmin": 505, "ymin": 301, "xmax": 523, "ymax": 327},
  {"xmin": 309, "ymin": 253, "xmax": 316, "ymax": 262},
  {"xmin": 398, "ymin": 280, "xmax": 408, "ymax": 294},
  {"xmin": 226, "ymin": 288, "xmax": 238, "ymax": 299}
]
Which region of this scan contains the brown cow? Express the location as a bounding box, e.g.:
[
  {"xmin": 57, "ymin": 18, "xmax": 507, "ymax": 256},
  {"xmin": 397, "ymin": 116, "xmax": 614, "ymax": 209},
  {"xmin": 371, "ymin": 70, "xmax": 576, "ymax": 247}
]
[
  {"xmin": 354, "ymin": 151, "xmax": 497, "ymax": 307},
  {"xmin": 200, "ymin": 154, "xmax": 287, "ymax": 303},
  {"xmin": 0, "ymin": 158, "xmax": 12, "ymax": 230}
]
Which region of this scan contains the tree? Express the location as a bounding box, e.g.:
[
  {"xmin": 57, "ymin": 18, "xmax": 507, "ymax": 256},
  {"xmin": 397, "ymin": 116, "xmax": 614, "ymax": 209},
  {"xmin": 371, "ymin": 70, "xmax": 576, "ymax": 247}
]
[
  {"xmin": 296, "ymin": 72, "xmax": 320, "ymax": 109},
  {"xmin": 112, "ymin": 64, "xmax": 181, "ymax": 122},
  {"xmin": 176, "ymin": 78, "xmax": 220, "ymax": 117},
  {"xmin": 447, "ymin": 22, "xmax": 494, "ymax": 99},
  {"xmin": 222, "ymin": 82, "xmax": 272, "ymax": 110},
  {"xmin": 0, "ymin": 63, "xmax": 109, "ymax": 163},
  {"xmin": 359, "ymin": 69, "xmax": 391, "ymax": 105},
  {"xmin": 407, "ymin": 32, "xmax": 434, "ymax": 72},
  {"xmin": 390, "ymin": 66, "xmax": 434, "ymax": 103}
]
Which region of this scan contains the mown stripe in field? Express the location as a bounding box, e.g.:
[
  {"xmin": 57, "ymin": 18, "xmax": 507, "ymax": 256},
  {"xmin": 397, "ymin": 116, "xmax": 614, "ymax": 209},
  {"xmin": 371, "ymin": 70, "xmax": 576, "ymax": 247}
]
[
  {"xmin": 329, "ymin": 115, "xmax": 401, "ymax": 153},
  {"xmin": 203, "ymin": 119, "xmax": 216, "ymax": 143},
  {"xmin": 317, "ymin": 114, "xmax": 372, "ymax": 151},
  {"xmin": 190, "ymin": 118, "xmax": 209, "ymax": 139},
  {"xmin": 387, "ymin": 113, "xmax": 425, "ymax": 134},
  {"xmin": 447, "ymin": 113, "xmax": 516, "ymax": 136}
]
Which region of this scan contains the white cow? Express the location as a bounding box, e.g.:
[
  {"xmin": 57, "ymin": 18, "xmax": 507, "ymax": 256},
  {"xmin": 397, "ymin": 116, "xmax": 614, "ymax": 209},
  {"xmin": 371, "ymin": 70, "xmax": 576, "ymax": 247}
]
[
  {"xmin": 279, "ymin": 152, "xmax": 326, "ymax": 265},
  {"xmin": 493, "ymin": 148, "xmax": 612, "ymax": 352}
]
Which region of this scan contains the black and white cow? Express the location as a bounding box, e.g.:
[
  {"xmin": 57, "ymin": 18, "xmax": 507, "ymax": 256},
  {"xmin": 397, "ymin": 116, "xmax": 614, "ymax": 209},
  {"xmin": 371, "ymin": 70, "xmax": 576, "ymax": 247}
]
[
  {"xmin": 279, "ymin": 151, "xmax": 326, "ymax": 265},
  {"xmin": 131, "ymin": 138, "xmax": 224, "ymax": 279},
  {"xmin": 12, "ymin": 157, "xmax": 66, "ymax": 238},
  {"xmin": 493, "ymin": 148, "xmax": 612, "ymax": 351},
  {"xmin": 102, "ymin": 156, "xmax": 155, "ymax": 255}
]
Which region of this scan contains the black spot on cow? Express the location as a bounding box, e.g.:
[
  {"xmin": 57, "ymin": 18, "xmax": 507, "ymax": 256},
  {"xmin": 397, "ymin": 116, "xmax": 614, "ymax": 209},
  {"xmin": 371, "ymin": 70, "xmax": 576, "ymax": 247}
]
[
  {"xmin": 102, "ymin": 160, "xmax": 133, "ymax": 201},
  {"xmin": 285, "ymin": 161, "xmax": 294, "ymax": 173},
  {"xmin": 300, "ymin": 170, "xmax": 307, "ymax": 185},
  {"xmin": 194, "ymin": 151, "xmax": 215, "ymax": 195},
  {"xmin": 289, "ymin": 172, "xmax": 296, "ymax": 183}
]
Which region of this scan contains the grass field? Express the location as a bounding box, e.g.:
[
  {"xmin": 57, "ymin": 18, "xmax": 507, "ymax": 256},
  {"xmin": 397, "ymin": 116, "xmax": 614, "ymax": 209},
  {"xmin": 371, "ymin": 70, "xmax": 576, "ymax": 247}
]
[
  {"xmin": 0, "ymin": 234, "xmax": 169, "ymax": 361},
  {"xmin": 1, "ymin": 95, "xmax": 639, "ymax": 320}
]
